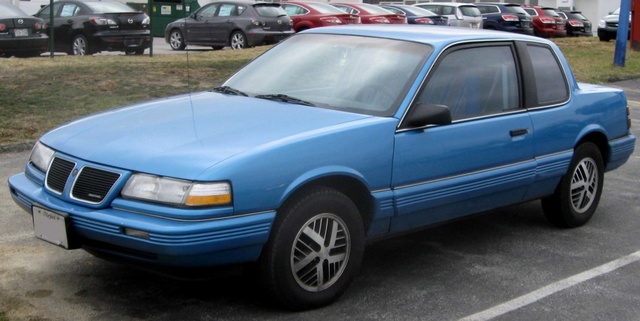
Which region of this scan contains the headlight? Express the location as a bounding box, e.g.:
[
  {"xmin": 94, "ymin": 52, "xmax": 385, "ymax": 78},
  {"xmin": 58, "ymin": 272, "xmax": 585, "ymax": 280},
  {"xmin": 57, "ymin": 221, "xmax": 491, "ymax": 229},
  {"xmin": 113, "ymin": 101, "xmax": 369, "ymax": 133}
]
[
  {"xmin": 30, "ymin": 142, "xmax": 55, "ymax": 172},
  {"xmin": 598, "ymin": 20, "xmax": 605, "ymax": 28},
  {"xmin": 122, "ymin": 174, "xmax": 232, "ymax": 207}
]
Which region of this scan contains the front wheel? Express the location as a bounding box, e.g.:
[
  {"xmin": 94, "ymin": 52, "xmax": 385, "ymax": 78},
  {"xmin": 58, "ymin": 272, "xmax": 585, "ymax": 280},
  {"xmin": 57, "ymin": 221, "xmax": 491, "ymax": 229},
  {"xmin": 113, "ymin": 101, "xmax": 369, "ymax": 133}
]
[
  {"xmin": 229, "ymin": 31, "xmax": 247, "ymax": 50},
  {"xmin": 169, "ymin": 29, "xmax": 186, "ymax": 50},
  {"xmin": 542, "ymin": 142, "xmax": 604, "ymax": 228},
  {"xmin": 259, "ymin": 186, "xmax": 365, "ymax": 310}
]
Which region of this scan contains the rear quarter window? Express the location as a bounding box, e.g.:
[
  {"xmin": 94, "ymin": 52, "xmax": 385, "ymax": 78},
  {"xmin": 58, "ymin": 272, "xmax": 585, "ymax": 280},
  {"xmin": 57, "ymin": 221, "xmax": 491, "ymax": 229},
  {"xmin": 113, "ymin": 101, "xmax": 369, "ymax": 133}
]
[{"xmin": 526, "ymin": 44, "xmax": 569, "ymax": 106}]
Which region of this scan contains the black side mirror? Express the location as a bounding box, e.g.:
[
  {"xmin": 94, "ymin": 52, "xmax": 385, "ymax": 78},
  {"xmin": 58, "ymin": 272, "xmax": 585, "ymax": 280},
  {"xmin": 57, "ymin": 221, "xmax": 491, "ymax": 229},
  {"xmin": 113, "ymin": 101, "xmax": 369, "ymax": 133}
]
[{"xmin": 403, "ymin": 103, "xmax": 452, "ymax": 128}]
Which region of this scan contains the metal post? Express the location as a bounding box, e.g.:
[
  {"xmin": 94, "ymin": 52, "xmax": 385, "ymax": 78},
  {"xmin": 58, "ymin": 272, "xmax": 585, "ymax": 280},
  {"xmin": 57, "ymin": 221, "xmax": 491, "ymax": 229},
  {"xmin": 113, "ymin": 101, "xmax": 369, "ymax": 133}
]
[
  {"xmin": 614, "ymin": 0, "xmax": 632, "ymax": 67},
  {"xmin": 148, "ymin": 0, "xmax": 153, "ymax": 57},
  {"xmin": 49, "ymin": 0, "xmax": 54, "ymax": 58}
]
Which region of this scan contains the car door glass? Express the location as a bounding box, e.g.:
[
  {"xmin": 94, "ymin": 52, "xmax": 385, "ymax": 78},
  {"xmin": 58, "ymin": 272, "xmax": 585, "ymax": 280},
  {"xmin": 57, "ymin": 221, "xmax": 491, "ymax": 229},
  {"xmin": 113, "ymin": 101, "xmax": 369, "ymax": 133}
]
[
  {"xmin": 217, "ymin": 4, "xmax": 236, "ymax": 17},
  {"xmin": 199, "ymin": 4, "xmax": 218, "ymax": 18},
  {"xmin": 60, "ymin": 4, "xmax": 78, "ymax": 17},
  {"xmin": 417, "ymin": 45, "xmax": 519, "ymax": 121},
  {"xmin": 525, "ymin": 44, "xmax": 569, "ymax": 106}
]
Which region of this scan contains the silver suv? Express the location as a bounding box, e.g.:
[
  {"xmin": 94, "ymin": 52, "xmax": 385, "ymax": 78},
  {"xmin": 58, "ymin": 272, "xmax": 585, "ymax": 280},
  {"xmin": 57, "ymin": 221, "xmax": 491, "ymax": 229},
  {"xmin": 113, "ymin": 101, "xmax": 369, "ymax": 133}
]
[{"xmin": 414, "ymin": 2, "xmax": 483, "ymax": 28}]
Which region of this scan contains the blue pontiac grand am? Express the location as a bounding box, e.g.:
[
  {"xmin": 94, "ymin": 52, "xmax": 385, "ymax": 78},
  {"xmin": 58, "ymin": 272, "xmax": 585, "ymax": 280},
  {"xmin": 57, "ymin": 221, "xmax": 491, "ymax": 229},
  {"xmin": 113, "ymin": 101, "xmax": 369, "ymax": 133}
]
[{"xmin": 8, "ymin": 25, "xmax": 635, "ymax": 310}]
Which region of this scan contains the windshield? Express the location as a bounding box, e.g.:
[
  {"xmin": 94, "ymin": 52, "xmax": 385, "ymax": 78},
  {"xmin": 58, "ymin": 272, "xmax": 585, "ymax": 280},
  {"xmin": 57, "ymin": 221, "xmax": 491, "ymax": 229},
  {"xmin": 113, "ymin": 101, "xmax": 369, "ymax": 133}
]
[
  {"xmin": 224, "ymin": 34, "xmax": 432, "ymax": 116},
  {"xmin": 543, "ymin": 9, "xmax": 560, "ymax": 17},
  {"xmin": 307, "ymin": 3, "xmax": 351, "ymax": 14},
  {"xmin": 254, "ymin": 4, "xmax": 287, "ymax": 17},
  {"xmin": 400, "ymin": 6, "xmax": 437, "ymax": 16},
  {"xmin": 460, "ymin": 6, "xmax": 481, "ymax": 17},
  {"xmin": 357, "ymin": 3, "xmax": 395, "ymax": 14},
  {"xmin": 505, "ymin": 5, "xmax": 528, "ymax": 15}
]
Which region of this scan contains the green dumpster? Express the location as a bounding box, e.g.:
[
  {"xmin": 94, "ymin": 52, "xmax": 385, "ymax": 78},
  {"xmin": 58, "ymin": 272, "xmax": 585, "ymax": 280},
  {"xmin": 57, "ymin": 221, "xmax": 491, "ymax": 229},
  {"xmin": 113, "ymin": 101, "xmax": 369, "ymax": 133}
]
[{"xmin": 149, "ymin": 0, "xmax": 200, "ymax": 37}]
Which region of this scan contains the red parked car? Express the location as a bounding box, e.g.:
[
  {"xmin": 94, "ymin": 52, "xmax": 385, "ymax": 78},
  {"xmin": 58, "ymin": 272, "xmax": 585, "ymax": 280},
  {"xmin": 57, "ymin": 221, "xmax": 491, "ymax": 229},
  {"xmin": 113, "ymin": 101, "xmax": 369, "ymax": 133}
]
[
  {"xmin": 331, "ymin": 3, "xmax": 407, "ymax": 24},
  {"xmin": 523, "ymin": 6, "xmax": 566, "ymax": 37},
  {"xmin": 280, "ymin": 1, "xmax": 361, "ymax": 32}
]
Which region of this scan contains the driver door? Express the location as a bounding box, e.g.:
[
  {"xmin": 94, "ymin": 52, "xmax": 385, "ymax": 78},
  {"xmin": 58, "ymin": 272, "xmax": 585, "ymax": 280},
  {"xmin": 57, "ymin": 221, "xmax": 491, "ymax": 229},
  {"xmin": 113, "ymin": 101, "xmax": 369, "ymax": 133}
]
[{"xmin": 391, "ymin": 43, "xmax": 536, "ymax": 231}]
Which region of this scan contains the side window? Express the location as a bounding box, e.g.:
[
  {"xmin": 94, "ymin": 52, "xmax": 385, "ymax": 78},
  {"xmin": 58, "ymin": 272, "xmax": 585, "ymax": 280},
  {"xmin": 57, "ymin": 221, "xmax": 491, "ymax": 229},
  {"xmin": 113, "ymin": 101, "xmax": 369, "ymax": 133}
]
[
  {"xmin": 217, "ymin": 4, "xmax": 236, "ymax": 17},
  {"xmin": 422, "ymin": 5, "xmax": 439, "ymax": 14},
  {"xmin": 283, "ymin": 5, "xmax": 305, "ymax": 16},
  {"xmin": 37, "ymin": 3, "xmax": 61, "ymax": 19},
  {"xmin": 60, "ymin": 4, "xmax": 78, "ymax": 17},
  {"xmin": 417, "ymin": 45, "xmax": 519, "ymax": 121},
  {"xmin": 525, "ymin": 44, "xmax": 569, "ymax": 106},
  {"xmin": 199, "ymin": 4, "xmax": 218, "ymax": 18}
]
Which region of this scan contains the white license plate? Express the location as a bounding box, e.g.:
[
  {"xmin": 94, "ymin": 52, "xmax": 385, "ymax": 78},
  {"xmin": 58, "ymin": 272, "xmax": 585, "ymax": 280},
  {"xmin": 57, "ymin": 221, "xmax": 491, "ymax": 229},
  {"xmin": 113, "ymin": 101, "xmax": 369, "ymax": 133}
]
[
  {"xmin": 14, "ymin": 29, "xmax": 28, "ymax": 37},
  {"xmin": 33, "ymin": 206, "xmax": 71, "ymax": 249}
]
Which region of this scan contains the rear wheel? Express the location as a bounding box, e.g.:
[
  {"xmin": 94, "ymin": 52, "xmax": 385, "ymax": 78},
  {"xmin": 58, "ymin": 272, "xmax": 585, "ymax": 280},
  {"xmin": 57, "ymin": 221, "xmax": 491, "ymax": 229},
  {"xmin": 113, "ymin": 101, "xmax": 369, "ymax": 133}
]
[
  {"xmin": 259, "ymin": 186, "xmax": 365, "ymax": 310},
  {"xmin": 229, "ymin": 31, "xmax": 246, "ymax": 50},
  {"xmin": 71, "ymin": 35, "xmax": 90, "ymax": 56},
  {"xmin": 542, "ymin": 142, "xmax": 604, "ymax": 228},
  {"xmin": 169, "ymin": 29, "xmax": 186, "ymax": 50}
]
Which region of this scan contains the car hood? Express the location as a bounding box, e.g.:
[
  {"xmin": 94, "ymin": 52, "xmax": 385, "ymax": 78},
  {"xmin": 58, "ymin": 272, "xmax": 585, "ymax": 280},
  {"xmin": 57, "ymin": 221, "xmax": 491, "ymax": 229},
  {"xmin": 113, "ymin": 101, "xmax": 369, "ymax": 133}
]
[{"xmin": 41, "ymin": 92, "xmax": 374, "ymax": 179}]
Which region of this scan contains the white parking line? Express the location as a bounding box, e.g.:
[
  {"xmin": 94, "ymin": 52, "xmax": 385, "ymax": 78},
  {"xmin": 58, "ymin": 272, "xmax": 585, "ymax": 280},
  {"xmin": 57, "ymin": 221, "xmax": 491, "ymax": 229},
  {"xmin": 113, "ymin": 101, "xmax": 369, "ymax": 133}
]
[{"xmin": 459, "ymin": 250, "xmax": 640, "ymax": 321}]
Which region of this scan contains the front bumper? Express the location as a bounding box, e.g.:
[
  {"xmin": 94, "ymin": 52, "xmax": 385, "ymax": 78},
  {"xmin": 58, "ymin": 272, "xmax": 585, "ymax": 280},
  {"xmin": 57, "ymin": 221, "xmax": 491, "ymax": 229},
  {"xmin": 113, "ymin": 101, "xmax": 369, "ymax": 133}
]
[{"xmin": 8, "ymin": 172, "xmax": 275, "ymax": 268}]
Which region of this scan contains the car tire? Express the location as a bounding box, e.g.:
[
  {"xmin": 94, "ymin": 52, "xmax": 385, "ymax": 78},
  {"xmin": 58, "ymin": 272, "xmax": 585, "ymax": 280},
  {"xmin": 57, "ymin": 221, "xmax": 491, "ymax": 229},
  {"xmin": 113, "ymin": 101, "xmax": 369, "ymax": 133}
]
[
  {"xmin": 169, "ymin": 29, "xmax": 186, "ymax": 50},
  {"xmin": 229, "ymin": 31, "xmax": 247, "ymax": 50},
  {"xmin": 258, "ymin": 186, "xmax": 365, "ymax": 311},
  {"xmin": 541, "ymin": 142, "xmax": 604, "ymax": 228},
  {"xmin": 72, "ymin": 35, "xmax": 90, "ymax": 56}
]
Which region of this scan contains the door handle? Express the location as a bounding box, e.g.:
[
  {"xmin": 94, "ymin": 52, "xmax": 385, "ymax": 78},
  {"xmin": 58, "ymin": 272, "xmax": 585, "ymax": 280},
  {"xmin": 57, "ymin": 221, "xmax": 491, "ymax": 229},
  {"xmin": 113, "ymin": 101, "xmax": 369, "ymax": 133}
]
[{"xmin": 510, "ymin": 128, "xmax": 529, "ymax": 137}]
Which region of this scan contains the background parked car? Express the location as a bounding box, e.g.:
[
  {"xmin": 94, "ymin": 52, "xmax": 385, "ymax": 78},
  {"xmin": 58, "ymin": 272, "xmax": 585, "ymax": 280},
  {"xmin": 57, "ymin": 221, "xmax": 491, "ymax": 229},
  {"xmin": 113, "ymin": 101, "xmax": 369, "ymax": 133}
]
[
  {"xmin": 331, "ymin": 3, "xmax": 407, "ymax": 24},
  {"xmin": 280, "ymin": 1, "xmax": 360, "ymax": 32},
  {"xmin": 0, "ymin": 3, "xmax": 48, "ymax": 58},
  {"xmin": 379, "ymin": 4, "xmax": 447, "ymax": 26},
  {"xmin": 597, "ymin": 8, "xmax": 631, "ymax": 42},
  {"xmin": 522, "ymin": 6, "xmax": 566, "ymax": 37},
  {"xmin": 165, "ymin": 1, "xmax": 293, "ymax": 50},
  {"xmin": 34, "ymin": 0, "xmax": 150, "ymax": 55},
  {"xmin": 414, "ymin": 2, "xmax": 482, "ymax": 28},
  {"xmin": 474, "ymin": 2, "xmax": 533, "ymax": 35},
  {"xmin": 557, "ymin": 10, "xmax": 592, "ymax": 37}
]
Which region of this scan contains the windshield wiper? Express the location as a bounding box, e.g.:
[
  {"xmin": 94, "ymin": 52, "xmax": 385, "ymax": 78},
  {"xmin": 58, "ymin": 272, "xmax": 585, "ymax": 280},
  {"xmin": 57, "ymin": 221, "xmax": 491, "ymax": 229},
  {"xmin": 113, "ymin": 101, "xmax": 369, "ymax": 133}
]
[
  {"xmin": 212, "ymin": 86, "xmax": 248, "ymax": 97},
  {"xmin": 254, "ymin": 94, "xmax": 315, "ymax": 107}
]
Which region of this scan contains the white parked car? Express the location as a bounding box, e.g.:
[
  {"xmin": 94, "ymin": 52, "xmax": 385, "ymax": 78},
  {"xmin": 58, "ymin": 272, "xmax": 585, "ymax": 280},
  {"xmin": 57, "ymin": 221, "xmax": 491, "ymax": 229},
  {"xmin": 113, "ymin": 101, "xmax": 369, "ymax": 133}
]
[{"xmin": 414, "ymin": 2, "xmax": 483, "ymax": 28}]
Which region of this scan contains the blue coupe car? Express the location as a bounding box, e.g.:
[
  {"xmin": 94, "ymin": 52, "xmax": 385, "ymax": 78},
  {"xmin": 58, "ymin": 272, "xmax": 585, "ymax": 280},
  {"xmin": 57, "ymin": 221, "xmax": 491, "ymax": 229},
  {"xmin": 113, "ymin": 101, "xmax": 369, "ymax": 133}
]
[{"xmin": 8, "ymin": 25, "xmax": 635, "ymax": 310}]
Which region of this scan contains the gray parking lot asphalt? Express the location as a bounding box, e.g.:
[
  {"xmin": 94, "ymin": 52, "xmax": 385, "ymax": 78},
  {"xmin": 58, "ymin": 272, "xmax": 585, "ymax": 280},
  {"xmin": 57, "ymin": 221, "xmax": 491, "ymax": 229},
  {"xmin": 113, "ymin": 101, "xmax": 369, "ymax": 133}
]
[{"xmin": 1, "ymin": 75, "xmax": 640, "ymax": 320}]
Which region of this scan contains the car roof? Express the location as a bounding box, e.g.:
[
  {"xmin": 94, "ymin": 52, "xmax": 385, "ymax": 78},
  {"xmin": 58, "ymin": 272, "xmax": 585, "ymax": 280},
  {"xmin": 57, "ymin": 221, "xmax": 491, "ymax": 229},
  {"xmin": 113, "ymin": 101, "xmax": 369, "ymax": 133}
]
[{"xmin": 302, "ymin": 24, "xmax": 545, "ymax": 48}]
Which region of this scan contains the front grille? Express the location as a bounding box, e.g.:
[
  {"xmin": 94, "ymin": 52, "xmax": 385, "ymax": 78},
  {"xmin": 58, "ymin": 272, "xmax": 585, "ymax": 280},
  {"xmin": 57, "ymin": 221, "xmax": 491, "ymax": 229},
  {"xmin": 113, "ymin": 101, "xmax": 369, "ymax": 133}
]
[
  {"xmin": 46, "ymin": 157, "xmax": 76, "ymax": 194},
  {"xmin": 45, "ymin": 156, "xmax": 121, "ymax": 204},
  {"xmin": 72, "ymin": 167, "xmax": 121, "ymax": 203}
]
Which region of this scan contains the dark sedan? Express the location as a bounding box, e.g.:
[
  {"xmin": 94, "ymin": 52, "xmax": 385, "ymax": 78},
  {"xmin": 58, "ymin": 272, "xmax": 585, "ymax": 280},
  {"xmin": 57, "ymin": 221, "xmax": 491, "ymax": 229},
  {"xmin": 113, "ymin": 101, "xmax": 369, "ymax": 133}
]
[
  {"xmin": 165, "ymin": 1, "xmax": 293, "ymax": 50},
  {"xmin": 379, "ymin": 4, "xmax": 447, "ymax": 26},
  {"xmin": 34, "ymin": 0, "xmax": 150, "ymax": 55},
  {"xmin": 0, "ymin": 4, "xmax": 48, "ymax": 58},
  {"xmin": 558, "ymin": 10, "xmax": 592, "ymax": 37}
]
